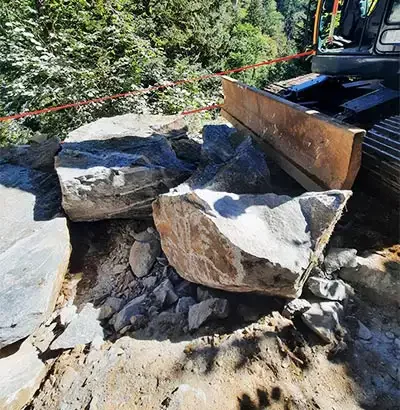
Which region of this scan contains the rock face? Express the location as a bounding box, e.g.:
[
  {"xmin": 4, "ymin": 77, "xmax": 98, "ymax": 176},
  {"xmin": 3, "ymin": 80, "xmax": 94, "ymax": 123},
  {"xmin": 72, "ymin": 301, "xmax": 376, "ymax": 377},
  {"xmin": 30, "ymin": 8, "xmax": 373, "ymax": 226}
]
[
  {"xmin": 0, "ymin": 164, "xmax": 71, "ymax": 348},
  {"xmin": 0, "ymin": 341, "xmax": 47, "ymax": 410},
  {"xmin": 154, "ymin": 189, "xmax": 351, "ymax": 298},
  {"xmin": 55, "ymin": 114, "xmax": 194, "ymax": 221},
  {"xmin": 339, "ymin": 252, "xmax": 400, "ymax": 306},
  {"xmin": 50, "ymin": 304, "xmax": 104, "ymax": 350}
]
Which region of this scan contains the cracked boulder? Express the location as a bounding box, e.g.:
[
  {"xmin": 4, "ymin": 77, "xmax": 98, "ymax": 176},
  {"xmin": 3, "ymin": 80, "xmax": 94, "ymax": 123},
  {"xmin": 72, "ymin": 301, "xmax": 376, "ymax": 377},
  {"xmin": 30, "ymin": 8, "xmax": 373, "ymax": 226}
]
[
  {"xmin": 154, "ymin": 154, "xmax": 351, "ymax": 300},
  {"xmin": 55, "ymin": 114, "xmax": 194, "ymax": 221},
  {"xmin": 0, "ymin": 163, "xmax": 70, "ymax": 348}
]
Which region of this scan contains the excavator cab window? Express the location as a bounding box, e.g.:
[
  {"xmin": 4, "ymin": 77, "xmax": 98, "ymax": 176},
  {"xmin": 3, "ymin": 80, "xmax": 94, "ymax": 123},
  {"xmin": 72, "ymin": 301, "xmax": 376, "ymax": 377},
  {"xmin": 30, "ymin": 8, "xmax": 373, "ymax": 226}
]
[{"xmin": 317, "ymin": 0, "xmax": 398, "ymax": 54}]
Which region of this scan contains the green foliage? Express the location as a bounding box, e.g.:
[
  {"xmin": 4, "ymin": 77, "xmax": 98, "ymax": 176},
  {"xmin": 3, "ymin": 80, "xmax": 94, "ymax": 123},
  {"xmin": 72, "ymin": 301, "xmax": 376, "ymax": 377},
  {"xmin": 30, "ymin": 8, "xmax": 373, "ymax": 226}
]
[{"xmin": 0, "ymin": 0, "xmax": 309, "ymax": 146}]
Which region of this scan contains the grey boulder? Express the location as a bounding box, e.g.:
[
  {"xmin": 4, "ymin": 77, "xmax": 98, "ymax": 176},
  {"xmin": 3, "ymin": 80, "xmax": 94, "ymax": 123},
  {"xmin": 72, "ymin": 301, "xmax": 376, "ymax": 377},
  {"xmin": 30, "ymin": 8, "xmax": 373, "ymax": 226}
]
[
  {"xmin": 0, "ymin": 164, "xmax": 70, "ymax": 348},
  {"xmin": 55, "ymin": 115, "xmax": 194, "ymax": 221},
  {"xmin": 188, "ymin": 298, "xmax": 230, "ymax": 330},
  {"xmin": 153, "ymin": 189, "xmax": 351, "ymax": 298},
  {"xmin": 176, "ymin": 135, "xmax": 271, "ymax": 195},
  {"xmin": 0, "ymin": 137, "xmax": 60, "ymax": 171},
  {"xmin": 50, "ymin": 304, "xmax": 104, "ymax": 350}
]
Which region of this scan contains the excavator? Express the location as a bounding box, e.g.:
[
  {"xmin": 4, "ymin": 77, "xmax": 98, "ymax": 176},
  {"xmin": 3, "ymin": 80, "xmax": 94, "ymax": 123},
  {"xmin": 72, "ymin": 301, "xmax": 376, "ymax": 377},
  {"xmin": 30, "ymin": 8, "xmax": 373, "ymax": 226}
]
[{"xmin": 222, "ymin": 0, "xmax": 399, "ymax": 200}]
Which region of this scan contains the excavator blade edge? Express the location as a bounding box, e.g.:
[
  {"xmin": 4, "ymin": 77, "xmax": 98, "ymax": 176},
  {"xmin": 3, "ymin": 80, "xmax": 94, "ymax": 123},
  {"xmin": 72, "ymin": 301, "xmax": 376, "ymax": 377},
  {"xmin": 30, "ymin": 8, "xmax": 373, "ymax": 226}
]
[{"xmin": 221, "ymin": 76, "xmax": 365, "ymax": 191}]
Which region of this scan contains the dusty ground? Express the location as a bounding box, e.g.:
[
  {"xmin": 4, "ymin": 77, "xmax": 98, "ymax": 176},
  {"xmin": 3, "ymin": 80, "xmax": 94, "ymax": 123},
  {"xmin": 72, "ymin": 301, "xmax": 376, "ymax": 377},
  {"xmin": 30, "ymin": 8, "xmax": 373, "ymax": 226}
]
[{"xmin": 25, "ymin": 184, "xmax": 400, "ymax": 410}]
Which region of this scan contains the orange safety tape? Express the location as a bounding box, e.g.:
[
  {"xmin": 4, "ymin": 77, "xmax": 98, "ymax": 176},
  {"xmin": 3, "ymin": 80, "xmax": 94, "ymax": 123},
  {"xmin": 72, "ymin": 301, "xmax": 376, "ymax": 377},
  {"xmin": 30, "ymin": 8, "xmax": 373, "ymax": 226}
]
[
  {"xmin": 181, "ymin": 104, "xmax": 223, "ymax": 116},
  {"xmin": 0, "ymin": 50, "xmax": 314, "ymax": 122}
]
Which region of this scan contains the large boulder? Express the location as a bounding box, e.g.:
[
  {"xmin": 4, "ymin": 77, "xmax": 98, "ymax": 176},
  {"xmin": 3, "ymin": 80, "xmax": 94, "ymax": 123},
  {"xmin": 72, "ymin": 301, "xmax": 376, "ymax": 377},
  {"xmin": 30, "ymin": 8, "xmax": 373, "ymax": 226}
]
[
  {"xmin": 0, "ymin": 163, "xmax": 70, "ymax": 348},
  {"xmin": 55, "ymin": 114, "xmax": 195, "ymax": 221},
  {"xmin": 153, "ymin": 128, "xmax": 351, "ymax": 298},
  {"xmin": 153, "ymin": 188, "xmax": 351, "ymax": 298}
]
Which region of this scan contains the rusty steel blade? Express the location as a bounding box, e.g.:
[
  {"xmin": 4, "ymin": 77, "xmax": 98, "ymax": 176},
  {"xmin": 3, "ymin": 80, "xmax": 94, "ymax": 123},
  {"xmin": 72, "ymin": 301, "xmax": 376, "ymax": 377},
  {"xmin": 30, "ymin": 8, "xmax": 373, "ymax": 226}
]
[{"xmin": 221, "ymin": 76, "xmax": 365, "ymax": 191}]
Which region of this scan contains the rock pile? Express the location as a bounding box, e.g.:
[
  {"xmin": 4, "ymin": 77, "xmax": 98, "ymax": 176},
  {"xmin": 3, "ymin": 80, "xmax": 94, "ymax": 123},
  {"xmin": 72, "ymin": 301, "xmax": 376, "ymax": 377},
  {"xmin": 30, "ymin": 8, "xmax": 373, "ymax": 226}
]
[
  {"xmin": 153, "ymin": 125, "xmax": 352, "ymax": 298},
  {"xmin": 1, "ymin": 114, "xmax": 398, "ymax": 410}
]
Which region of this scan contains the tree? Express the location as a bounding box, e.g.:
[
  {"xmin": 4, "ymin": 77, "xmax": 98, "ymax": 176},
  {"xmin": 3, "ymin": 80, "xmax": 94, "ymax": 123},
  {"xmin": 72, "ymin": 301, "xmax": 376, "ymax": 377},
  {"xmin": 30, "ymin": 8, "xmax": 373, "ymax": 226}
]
[{"xmin": 0, "ymin": 0, "xmax": 303, "ymax": 146}]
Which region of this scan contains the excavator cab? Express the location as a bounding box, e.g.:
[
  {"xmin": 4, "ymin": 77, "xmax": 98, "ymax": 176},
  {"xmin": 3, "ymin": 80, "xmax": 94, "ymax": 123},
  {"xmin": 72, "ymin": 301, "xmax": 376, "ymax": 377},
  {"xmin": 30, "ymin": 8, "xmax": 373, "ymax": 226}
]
[{"xmin": 312, "ymin": 0, "xmax": 400, "ymax": 80}]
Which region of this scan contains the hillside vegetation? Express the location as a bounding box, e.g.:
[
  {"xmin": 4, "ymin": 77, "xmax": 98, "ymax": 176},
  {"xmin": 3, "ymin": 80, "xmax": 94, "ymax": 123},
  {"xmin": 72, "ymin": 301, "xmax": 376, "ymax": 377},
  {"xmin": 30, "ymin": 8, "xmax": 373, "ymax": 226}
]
[{"xmin": 0, "ymin": 0, "xmax": 311, "ymax": 145}]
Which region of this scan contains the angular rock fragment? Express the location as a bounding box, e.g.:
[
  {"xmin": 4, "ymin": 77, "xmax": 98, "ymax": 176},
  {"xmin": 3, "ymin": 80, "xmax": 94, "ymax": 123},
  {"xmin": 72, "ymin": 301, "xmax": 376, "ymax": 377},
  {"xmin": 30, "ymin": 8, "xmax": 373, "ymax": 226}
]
[
  {"xmin": 307, "ymin": 277, "xmax": 350, "ymax": 301},
  {"xmin": 339, "ymin": 252, "xmax": 400, "ymax": 306},
  {"xmin": 201, "ymin": 124, "xmax": 237, "ymax": 164},
  {"xmin": 302, "ymin": 302, "xmax": 344, "ymax": 343},
  {"xmin": 0, "ymin": 341, "xmax": 47, "ymax": 410},
  {"xmin": 0, "ymin": 164, "xmax": 70, "ymax": 348},
  {"xmin": 357, "ymin": 320, "xmax": 372, "ymax": 340},
  {"xmin": 146, "ymin": 312, "xmax": 186, "ymax": 339},
  {"xmin": 153, "ymin": 279, "xmax": 178, "ymax": 307},
  {"xmin": 113, "ymin": 294, "xmax": 147, "ymax": 332},
  {"xmin": 154, "ymin": 189, "xmax": 351, "ymax": 298},
  {"xmin": 50, "ymin": 304, "xmax": 104, "ymax": 350},
  {"xmin": 59, "ymin": 305, "xmax": 77, "ymax": 326},
  {"xmin": 176, "ymin": 297, "xmax": 197, "ymax": 314},
  {"xmin": 282, "ymin": 299, "xmax": 312, "ymax": 319},
  {"xmin": 99, "ymin": 297, "xmax": 125, "ymax": 320},
  {"xmin": 56, "ymin": 115, "xmax": 194, "ymax": 221},
  {"xmin": 175, "ymin": 281, "xmax": 197, "ymax": 298},
  {"xmin": 177, "ymin": 135, "xmax": 271, "ymax": 195},
  {"xmin": 129, "ymin": 231, "xmax": 161, "ymax": 278},
  {"xmin": 188, "ymin": 298, "xmax": 230, "ymax": 330},
  {"xmin": 324, "ymin": 248, "xmax": 358, "ymax": 274},
  {"xmin": 142, "ymin": 276, "xmax": 158, "ymax": 289}
]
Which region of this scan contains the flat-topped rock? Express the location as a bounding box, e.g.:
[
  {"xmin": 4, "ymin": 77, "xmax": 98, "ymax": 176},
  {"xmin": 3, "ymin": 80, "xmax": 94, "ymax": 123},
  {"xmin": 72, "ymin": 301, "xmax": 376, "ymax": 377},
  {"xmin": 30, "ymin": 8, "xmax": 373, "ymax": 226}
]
[{"xmin": 56, "ymin": 115, "xmax": 194, "ymax": 221}]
